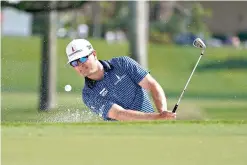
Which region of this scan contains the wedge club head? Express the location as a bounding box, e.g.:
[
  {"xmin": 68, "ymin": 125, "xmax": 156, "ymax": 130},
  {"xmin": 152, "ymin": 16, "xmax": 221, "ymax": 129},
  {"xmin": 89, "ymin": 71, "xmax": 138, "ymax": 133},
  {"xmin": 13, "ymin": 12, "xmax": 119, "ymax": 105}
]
[{"xmin": 193, "ymin": 38, "xmax": 206, "ymax": 55}]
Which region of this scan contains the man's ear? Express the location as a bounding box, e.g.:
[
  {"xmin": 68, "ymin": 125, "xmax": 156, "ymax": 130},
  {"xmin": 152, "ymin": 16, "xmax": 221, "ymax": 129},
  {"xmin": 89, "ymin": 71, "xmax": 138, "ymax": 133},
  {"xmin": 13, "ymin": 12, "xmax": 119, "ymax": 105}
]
[
  {"xmin": 93, "ymin": 50, "xmax": 98, "ymax": 60},
  {"xmin": 92, "ymin": 50, "xmax": 97, "ymax": 56}
]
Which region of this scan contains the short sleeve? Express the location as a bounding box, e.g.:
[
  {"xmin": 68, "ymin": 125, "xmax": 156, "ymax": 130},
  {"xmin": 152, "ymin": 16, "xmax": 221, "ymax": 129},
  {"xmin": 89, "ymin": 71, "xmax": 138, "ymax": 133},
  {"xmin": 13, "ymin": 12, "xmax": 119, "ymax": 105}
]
[
  {"xmin": 83, "ymin": 93, "xmax": 114, "ymax": 120},
  {"xmin": 114, "ymin": 56, "xmax": 149, "ymax": 84}
]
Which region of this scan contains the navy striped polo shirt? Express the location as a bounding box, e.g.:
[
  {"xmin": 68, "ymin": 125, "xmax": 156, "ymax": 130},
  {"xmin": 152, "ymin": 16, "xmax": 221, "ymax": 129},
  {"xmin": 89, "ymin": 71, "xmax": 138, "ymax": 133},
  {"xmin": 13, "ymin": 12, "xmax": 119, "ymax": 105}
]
[{"xmin": 82, "ymin": 56, "xmax": 154, "ymax": 121}]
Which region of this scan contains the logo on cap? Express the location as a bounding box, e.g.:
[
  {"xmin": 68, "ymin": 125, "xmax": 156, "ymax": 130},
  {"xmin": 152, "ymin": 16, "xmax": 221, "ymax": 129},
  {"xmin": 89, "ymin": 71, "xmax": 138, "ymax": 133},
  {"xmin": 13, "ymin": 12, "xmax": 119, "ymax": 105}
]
[
  {"xmin": 72, "ymin": 47, "xmax": 75, "ymax": 52},
  {"xmin": 87, "ymin": 45, "xmax": 92, "ymax": 50}
]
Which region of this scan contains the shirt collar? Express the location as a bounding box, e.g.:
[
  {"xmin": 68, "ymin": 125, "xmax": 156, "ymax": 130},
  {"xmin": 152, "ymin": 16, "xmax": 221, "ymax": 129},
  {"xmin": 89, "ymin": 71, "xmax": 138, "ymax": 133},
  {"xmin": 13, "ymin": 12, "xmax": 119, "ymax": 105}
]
[{"xmin": 85, "ymin": 60, "xmax": 114, "ymax": 89}]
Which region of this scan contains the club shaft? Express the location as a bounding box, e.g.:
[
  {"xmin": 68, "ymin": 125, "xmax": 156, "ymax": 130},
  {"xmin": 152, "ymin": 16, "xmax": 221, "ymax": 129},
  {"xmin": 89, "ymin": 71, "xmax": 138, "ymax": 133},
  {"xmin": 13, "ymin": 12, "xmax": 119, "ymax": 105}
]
[{"xmin": 172, "ymin": 54, "xmax": 203, "ymax": 113}]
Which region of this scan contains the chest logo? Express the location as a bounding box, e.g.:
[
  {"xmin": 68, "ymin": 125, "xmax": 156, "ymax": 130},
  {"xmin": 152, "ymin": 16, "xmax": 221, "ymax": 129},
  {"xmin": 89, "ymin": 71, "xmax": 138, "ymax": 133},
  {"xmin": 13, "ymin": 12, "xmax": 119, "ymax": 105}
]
[
  {"xmin": 99, "ymin": 88, "xmax": 108, "ymax": 97},
  {"xmin": 114, "ymin": 74, "xmax": 126, "ymax": 85}
]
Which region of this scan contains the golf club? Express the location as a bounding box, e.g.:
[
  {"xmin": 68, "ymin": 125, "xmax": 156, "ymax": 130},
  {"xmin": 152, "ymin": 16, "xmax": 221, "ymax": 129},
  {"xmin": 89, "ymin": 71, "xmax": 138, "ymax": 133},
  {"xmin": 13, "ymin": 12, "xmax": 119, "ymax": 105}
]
[{"xmin": 172, "ymin": 38, "xmax": 206, "ymax": 113}]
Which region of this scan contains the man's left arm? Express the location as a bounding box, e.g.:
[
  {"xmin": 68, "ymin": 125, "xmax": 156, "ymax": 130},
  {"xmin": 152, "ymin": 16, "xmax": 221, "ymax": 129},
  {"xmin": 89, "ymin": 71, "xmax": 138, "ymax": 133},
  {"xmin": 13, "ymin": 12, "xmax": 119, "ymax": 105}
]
[
  {"xmin": 139, "ymin": 74, "xmax": 167, "ymax": 113},
  {"xmin": 115, "ymin": 56, "xmax": 167, "ymax": 113}
]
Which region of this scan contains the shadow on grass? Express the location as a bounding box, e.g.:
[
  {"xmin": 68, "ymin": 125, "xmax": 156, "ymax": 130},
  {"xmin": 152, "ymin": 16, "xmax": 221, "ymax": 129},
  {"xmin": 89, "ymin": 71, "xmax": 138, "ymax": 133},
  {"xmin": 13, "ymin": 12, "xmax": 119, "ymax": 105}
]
[{"xmin": 197, "ymin": 58, "xmax": 247, "ymax": 71}]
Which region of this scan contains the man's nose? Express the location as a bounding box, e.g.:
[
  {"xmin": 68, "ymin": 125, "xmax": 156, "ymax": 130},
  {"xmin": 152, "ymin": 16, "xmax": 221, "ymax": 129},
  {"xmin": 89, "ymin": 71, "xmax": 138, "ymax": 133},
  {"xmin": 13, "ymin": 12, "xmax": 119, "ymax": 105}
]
[{"xmin": 79, "ymin": 62, "xmax": 86, "ymax": 67}]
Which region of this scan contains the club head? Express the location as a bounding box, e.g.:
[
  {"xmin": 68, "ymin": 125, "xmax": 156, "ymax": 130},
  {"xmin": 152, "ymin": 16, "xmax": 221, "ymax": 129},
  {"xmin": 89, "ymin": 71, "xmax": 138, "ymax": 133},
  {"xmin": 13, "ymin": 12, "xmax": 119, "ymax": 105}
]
[{"xmin": 193, "ymin": 38, "xmax": 206, "ymax": 50}]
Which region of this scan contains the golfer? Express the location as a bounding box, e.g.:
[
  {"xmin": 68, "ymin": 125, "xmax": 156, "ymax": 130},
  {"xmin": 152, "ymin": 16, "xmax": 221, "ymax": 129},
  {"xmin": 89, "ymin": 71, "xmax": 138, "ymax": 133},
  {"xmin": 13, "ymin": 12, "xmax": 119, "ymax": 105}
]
[{"xmin": 66, "ymin": 39, "xmax": 176, "ymax": 121}]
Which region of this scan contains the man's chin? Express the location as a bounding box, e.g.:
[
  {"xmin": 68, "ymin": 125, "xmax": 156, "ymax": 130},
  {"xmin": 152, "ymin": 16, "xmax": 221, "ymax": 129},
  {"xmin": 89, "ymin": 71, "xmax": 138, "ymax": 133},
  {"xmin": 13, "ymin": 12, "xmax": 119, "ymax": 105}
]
[
  {"xmin": 81, "ymin": 74, "xmax": 87, "ymax": 77},
  {"xmin": 78, "ymin": 72, "xmax": 87, "ymax": 77},
  {"xmin": 81, "ymin": 72, "xmax": 92, "ymax": 77}
]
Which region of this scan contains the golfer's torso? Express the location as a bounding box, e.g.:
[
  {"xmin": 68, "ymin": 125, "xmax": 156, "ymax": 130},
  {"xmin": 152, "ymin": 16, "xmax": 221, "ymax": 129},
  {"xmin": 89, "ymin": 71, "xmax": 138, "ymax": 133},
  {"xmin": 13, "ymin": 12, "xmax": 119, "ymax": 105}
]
[{"xmin": 91, "ymin": 69, "xmax": 154, "ymax": 112}]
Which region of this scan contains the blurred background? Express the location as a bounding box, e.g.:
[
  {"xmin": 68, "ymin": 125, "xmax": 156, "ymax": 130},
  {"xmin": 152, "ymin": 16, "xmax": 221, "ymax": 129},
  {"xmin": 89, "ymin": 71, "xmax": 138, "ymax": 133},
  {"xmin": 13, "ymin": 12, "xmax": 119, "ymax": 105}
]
[{"xmin": 1, "ymin": 1, "xmax": 247, "ymax": 122}]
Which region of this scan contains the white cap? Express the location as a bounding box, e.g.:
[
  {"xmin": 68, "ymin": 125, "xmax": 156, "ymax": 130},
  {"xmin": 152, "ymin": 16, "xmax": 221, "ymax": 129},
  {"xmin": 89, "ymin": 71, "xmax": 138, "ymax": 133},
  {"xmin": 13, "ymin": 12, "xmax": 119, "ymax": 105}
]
[{"xmin": 66, "ymin": 39, "xmax": 94, "ymax": 63}]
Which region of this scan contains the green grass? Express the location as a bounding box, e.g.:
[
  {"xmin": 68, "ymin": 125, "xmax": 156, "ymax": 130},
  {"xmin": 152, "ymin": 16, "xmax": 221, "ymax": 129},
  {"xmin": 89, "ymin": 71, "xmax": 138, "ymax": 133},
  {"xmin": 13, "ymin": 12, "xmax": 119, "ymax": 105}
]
[
  {"xmin": 2, "ymin": 92, "xmax": 247, "ymax": 122},
  {"xmin": 1, "ymin": 36, "xmax": 247, "ymax": 122},
  {"xmin": 2, "ymin": 36, "xmax": 247, "ymax": 97},
  {"xmin": 2, "ymin": 122, "xmax": 247, "ymax": 165},
  {"xmin": 1, "ymin": 36, "xmax": 247, "ymax": 165},
  {"xmin": 1, "ymin": 37, "xmax": 247, "ymax": 165},
  {"xmin": 205, "ymin": 107, "xmax": 247, "ymax": 120}
]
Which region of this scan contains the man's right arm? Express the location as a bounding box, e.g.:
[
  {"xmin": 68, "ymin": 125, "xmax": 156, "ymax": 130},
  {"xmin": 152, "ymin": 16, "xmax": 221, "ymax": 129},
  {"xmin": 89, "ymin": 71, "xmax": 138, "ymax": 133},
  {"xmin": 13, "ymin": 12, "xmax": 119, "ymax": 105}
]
[
  {"xmin": 83, "ymin": 92, "xmax": 175, "ymax": 121},
  {"xmin": 108, "ymin": 104, "xmax": 175, "ymax": 121}
]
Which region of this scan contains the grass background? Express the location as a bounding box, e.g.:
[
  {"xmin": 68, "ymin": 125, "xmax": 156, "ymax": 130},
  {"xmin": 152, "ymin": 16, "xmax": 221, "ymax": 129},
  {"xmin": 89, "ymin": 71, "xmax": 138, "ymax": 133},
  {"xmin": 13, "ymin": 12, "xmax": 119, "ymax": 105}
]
[
  {"xmin": 1, "ymin": 36, "xmax": 247, "ymax": 122},
  {"xmin": 2, "ymin": 36, "xmax": 247, "ymax": 97},
  {"xmin": 1, "ymin": 36, "xmax": 247, "ymax": 165},
  {"xmin": 2, "ymin": 122, "xmax": 247, "ymax": 165}
]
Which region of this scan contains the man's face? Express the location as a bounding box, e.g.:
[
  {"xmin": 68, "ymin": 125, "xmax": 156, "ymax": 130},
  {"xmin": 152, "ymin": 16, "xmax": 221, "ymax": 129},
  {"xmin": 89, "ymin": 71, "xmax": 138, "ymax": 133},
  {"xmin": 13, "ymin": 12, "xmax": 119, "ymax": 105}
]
[{"xmin": 71, "ymin": 51, "xmax": 98, "ymax": 77}]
